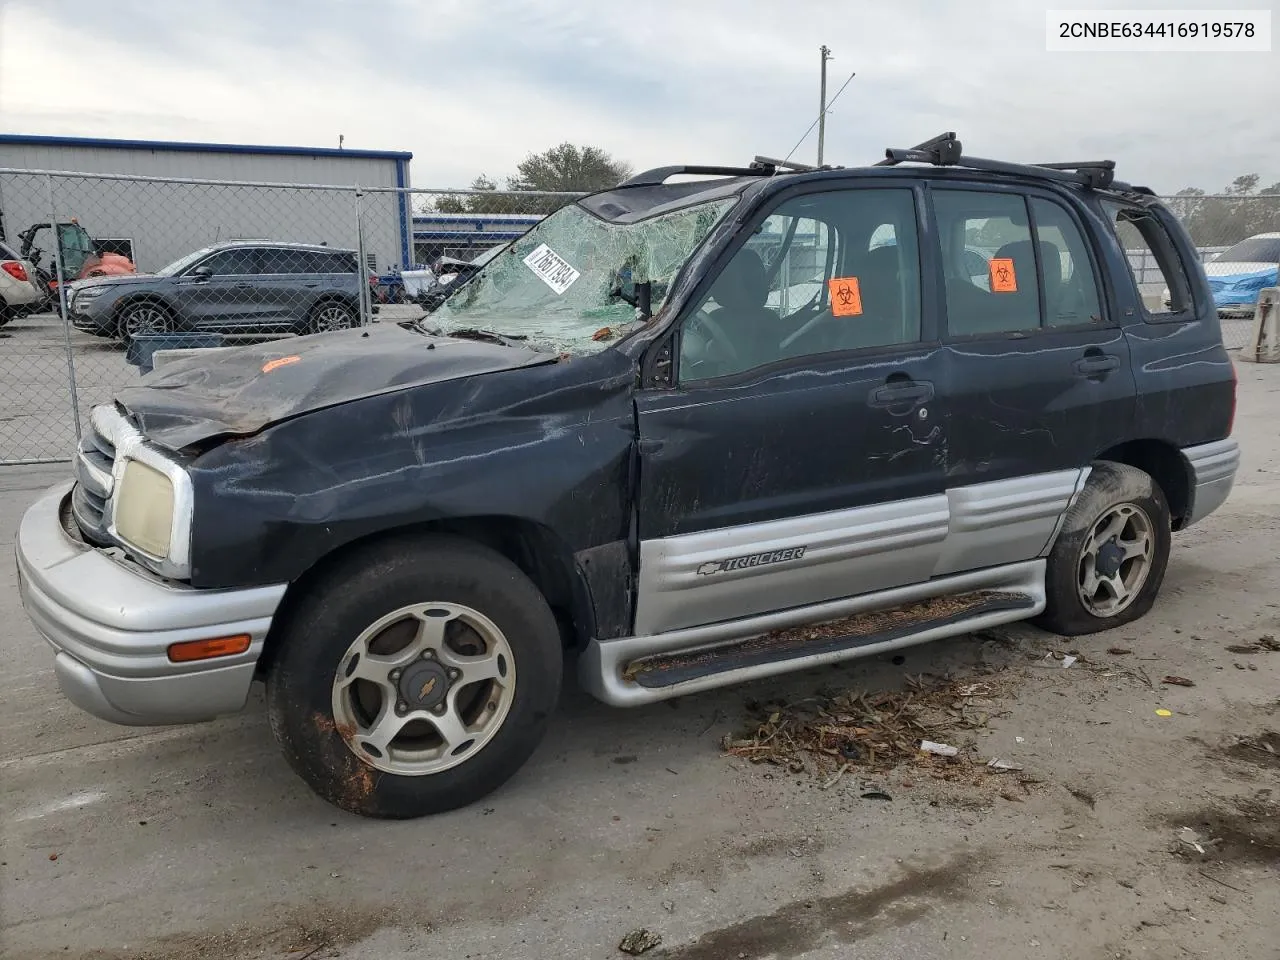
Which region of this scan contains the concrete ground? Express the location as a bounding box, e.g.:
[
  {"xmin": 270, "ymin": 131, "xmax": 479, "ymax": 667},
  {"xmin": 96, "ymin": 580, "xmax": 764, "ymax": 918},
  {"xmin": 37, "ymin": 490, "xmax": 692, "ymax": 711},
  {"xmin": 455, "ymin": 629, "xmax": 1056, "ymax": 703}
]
[{"xmin": 2, "ymin": 360, "xmax": 1278, "ymax": 960}]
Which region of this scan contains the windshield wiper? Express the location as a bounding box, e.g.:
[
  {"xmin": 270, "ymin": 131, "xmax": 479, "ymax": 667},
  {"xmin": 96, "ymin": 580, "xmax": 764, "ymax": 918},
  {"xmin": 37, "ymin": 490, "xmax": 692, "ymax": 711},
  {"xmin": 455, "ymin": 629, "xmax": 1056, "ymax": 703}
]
[{"xmin": 414, "ymin": 324, "xmax": 528, "ymax": 347}]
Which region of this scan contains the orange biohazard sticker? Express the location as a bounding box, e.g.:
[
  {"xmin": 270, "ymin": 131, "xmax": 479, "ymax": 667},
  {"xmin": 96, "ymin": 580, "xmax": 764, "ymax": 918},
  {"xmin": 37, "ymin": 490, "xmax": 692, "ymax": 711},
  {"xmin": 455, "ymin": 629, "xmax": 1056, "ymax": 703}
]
[
  {"xmin": 828, "ymin": 277, "xmax": 863, "ymax": 317},
  {"xmin": 261, "ymin": 355, "xmax": 301, "ymax": 374},
  {"xmin": 989, "ymin": 258, "xmax": 1017, "ymax": 293}
]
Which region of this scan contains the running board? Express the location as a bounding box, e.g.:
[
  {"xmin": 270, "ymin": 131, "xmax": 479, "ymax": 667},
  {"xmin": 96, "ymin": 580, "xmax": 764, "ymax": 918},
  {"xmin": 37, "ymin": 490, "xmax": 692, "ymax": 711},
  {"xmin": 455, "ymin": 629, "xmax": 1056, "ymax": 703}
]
[
  {"xmin": 625, "ymin": 590, "xmax": 1035, "ymax": 689},
  {"xmin": 579, "ymin": 560, "xmax": 1047, "ymax": 706}
]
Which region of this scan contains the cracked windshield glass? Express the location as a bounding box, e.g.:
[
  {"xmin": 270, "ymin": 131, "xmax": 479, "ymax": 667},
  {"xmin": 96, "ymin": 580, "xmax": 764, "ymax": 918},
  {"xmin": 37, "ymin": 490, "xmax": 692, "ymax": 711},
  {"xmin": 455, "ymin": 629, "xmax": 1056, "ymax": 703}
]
[{"xmin": 426, "ymin": 197, "xmax": 736, "ymax": 354}]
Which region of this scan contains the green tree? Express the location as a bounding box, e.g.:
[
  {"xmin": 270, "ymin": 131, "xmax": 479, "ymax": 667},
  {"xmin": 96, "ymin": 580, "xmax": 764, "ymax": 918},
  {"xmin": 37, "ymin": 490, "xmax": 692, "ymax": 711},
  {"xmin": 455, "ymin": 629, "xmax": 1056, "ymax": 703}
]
[{"xmin": 507, "ymin": 143, "xmax": 632, "ymax": 193}]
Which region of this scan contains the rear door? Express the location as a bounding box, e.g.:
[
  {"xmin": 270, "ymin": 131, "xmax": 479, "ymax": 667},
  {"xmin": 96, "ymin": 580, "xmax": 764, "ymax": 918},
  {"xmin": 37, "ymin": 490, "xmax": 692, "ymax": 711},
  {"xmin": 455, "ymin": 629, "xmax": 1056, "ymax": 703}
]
[
  {"xmin": 931, "ymin": 182, "xmax": 1136, "ymax": 576},
  {"xmin": 634, "ymin": 182, "xmax": 949, "ymax": 635}
]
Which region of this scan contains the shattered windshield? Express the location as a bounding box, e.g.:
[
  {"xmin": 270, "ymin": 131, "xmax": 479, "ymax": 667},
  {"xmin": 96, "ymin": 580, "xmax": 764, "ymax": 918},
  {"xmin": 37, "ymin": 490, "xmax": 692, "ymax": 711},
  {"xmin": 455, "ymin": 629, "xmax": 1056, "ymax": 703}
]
[{"xmin": 426, "ymin": 197, "xmax": 736, "ymax": 353}]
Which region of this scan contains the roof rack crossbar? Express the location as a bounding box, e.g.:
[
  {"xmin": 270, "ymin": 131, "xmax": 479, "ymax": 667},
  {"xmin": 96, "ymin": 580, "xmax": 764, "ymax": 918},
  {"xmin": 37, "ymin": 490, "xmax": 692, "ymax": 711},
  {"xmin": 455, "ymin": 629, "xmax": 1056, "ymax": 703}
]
[
  {"xmin": 877, "ymin": 132, "xmax": 1135, "ymax": 191},
  {"xmin": 619, "ymin": 164, "xmax": 768, "ymax": 187},
  {"xmin": 750, "ymin": 155, "xmax": 840, "ymax": 174}
]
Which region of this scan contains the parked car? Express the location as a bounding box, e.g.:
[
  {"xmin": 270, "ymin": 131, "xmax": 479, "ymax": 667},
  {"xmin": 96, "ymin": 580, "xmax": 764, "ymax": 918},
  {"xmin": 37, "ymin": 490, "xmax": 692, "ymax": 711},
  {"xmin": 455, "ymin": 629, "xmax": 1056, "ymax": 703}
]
[
  {"xmin": 1163, "ymin": 232, "xmax": 1280, "ymax": 317},
  {"xmin": 0, "ymin": 238, "xmax": 44, "ymax": 327},
  {"xmin": 16, "ymin": 134, "xmax": 1239, "ymax": 820},
  {"xmin": 67, "ymin": 240, "xmax": 367, "ymax": 340},
  {"xmin": 414, "ymin": 243, "xmax": 509, "ymax": 314}
]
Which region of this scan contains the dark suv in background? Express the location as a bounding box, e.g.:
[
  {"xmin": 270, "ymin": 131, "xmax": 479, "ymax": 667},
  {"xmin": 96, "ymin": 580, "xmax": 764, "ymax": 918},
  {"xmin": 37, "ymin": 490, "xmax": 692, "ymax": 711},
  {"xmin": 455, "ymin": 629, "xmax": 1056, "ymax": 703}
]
[{"xmin": 68, "ymin": 240, "xmax": 365, "ymax": 340}]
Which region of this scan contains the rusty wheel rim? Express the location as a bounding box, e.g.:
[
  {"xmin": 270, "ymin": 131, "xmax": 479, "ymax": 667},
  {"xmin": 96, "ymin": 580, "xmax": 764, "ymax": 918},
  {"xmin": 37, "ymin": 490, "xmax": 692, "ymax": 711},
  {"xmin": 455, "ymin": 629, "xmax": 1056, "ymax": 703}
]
[{"xmin": 329, "ymin": 602, "xmax": 515, "ymax": 776}]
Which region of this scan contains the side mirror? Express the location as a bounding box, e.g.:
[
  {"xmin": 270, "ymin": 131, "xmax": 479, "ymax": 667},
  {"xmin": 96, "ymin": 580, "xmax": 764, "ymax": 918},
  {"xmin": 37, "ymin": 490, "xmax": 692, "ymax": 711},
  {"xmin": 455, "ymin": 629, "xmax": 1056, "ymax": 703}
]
[{"xmin": 189, "ymin": 265, "xmax": 214, "ymax": 279}]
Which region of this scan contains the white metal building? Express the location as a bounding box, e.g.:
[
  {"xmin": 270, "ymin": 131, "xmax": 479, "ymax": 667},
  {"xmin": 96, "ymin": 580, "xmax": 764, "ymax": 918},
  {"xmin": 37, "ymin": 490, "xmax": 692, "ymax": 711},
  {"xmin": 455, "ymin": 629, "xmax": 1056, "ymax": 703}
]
[{"xmin": 0, "ymin": 135, "xmax": 413, "ymax": 273}]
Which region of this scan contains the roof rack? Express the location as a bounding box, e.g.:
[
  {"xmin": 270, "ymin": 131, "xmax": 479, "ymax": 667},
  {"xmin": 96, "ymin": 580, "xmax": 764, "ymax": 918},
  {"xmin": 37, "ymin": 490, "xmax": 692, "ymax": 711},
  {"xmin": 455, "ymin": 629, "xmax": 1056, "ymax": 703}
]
[
  {"xmin": 875, "ymin": 131, "xmax": 1147, "ymax": 193},
  {"xmin": 619, "ymin": 165, "xmax": 768, "ymax": 187},
  {"xmin": 620, "ymin": 154, "xmax": 841, "ymax": 188}
]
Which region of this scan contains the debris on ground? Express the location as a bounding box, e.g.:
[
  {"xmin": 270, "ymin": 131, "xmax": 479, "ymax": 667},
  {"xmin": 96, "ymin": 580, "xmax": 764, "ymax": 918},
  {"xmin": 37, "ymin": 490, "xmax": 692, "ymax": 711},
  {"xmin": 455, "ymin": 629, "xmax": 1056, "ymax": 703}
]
[
  {"xmin": 1156, "ymin": 709, "xmax": 1174, "ymax": 717},
  {"xmin": 618, "ymin": 928, "xmax": 662, "ymax": 955},
  {"xmin": 1162, "ymin": 676, "xmax": 1196, "ymax": 687},
  {"xmin": 921, "ymin": 740, "xmax": 960, "ymax": 757},
  {"xmin": 1107, "ymin": 647, "xmax": 1133, "ymax": 656},
  {"xmin": 721, "ymin": 672, "xmax": 1041, "ymax": 796},
  {"xmin": 1178, "ymin": 827, "xmax": 1210, "ymax": 856},
  {"xmin": 1227, "ymin": 636, "xmax": 1280, "ymax": 654},
  {"xmin": 987, "ymin": 758, "xmax": 1024, "ymax": 772},
  {"xmin": 860, "ymin": 790, "xmax": 893, "ymax": 801},
  {"xmin": 1068, "ymin": 786, "xmax": 1098, "ymax": 809},
  {"xmin": 1062, "ymin": 655, "xmax": 1079, "ymax": 669}
]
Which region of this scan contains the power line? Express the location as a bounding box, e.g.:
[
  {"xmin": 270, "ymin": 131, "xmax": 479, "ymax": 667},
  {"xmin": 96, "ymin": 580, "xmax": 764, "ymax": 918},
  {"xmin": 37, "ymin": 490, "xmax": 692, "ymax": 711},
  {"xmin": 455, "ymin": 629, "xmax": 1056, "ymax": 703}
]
[{"xmin": 780, "ymin": 68, "xmax": 856, "ymax": 170}]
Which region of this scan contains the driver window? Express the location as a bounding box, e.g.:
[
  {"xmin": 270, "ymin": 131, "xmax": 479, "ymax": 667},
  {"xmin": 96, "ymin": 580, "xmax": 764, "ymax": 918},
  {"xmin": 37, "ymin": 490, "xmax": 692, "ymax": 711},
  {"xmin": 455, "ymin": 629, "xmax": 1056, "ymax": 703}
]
[
  {"xmin": 678, "ymin": 188, "xmax": 921, "ymax": 382},
  {"xmin": 198, "ymin": 249, "xmax": 260, "ymax": 276}
]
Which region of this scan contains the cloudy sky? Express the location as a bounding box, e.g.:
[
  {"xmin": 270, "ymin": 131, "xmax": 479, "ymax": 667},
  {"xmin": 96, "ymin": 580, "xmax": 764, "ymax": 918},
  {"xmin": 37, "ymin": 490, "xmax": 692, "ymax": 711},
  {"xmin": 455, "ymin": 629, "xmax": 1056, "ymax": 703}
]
[{"xmin": 0, "ymin": 0, "xmax": 1274, "ymax": 194}]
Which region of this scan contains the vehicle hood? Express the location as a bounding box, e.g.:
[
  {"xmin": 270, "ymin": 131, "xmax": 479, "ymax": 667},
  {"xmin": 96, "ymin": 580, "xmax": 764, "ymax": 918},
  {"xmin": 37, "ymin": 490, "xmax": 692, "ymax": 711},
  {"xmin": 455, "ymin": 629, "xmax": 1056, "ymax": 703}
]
[
  {"xmin": 1204, "ymin": 261, "xmax": 1277, "ymax": 281},
  {"xmin": 69, "ymin": 273, "xmax": 159, "ymax": 292},
  {"xmin": 113, "ymin": 323, "xmax": 557, "ymax": 452}
]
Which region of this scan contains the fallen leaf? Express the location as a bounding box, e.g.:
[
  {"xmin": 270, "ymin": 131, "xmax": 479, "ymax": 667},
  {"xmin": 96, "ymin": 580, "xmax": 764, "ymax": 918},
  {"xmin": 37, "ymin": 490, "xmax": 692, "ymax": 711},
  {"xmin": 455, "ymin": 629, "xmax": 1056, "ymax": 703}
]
[
  {"xmin": 1162, "ymin": 676, "xmax": 1196, "ymax": 688},
  {"xmin": 1107, "ymin": 647, "xmax": 1133, "ymax": 656}
]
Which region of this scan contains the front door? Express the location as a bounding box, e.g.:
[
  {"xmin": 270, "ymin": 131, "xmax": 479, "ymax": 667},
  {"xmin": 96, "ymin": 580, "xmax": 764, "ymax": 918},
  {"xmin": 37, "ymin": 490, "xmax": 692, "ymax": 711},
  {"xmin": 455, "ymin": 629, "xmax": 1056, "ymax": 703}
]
[
  {"xmin": 930, "ymin": 183, "xmax": 1137, "ymax": 577},
  {"xmin": 634, "ymin": 183, "xmax": 949, "ymax": 635},
  {"xmin": 176, "ymin": 247, "xmax": 264, "ymax": 327}
]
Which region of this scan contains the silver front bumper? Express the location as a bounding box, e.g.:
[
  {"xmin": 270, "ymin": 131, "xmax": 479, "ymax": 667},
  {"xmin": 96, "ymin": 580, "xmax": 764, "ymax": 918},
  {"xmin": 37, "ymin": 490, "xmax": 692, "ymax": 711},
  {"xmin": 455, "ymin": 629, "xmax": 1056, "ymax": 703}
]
[
  {"xmin": 16, "ymin": 481, "xmax": 288, "ymax": 725},
  {"xmin": 1182, "ymin": 438, "xmax": 1241, "ymax": 527}
]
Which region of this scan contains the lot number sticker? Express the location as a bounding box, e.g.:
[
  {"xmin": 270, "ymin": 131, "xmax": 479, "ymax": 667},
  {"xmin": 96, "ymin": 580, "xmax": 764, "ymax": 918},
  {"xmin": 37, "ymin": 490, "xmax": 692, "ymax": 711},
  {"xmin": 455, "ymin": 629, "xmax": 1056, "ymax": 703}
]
[
  {"xmin": 523, "ymin": 243, "xmax": 581, "ymax": 295},
  {"xmin": 828, "ymin": 276, "xmax": 863, "ymax": 316},
  {"xmin": 989, "ymin": 258, "xmax": 1018, "ymax": 293}
]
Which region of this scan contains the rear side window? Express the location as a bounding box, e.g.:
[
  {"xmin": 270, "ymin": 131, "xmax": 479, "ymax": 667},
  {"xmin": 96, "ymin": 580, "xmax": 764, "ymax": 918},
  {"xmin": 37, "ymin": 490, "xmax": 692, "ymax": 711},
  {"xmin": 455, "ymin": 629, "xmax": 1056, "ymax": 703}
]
[
  {"xmin": 934, "ymin": 191, "xmax": 1041, "ymax": 335},
  {"xmin": 1102, "ymin": 202, "xmax": 1194, "ymax": 318},
  {"xmin": 934, "ymin": 190, "xmax": 1103, "ymax": 336},
  {"xmin": 1029, "ymin": 198, "xmax": 1103, "ymax": 326}
]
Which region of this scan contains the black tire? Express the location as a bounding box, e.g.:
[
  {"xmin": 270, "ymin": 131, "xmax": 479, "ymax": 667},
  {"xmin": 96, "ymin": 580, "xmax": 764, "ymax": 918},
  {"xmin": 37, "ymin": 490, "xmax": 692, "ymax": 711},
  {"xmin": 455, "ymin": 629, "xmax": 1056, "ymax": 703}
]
[
  {"xmin": 116, "ymin": 300, "xmax": 175, "ymax": 339},
  {"xmin": 1034, "ymin": 461, "xmax": 1172, "ymax": 637},
  {"xmin": 266, "ymin": 534, "xmax": 562, "ymax": 819},
  {"xmin": 306, "ymin": 300, "xmax": 357, "ymax": 334}
]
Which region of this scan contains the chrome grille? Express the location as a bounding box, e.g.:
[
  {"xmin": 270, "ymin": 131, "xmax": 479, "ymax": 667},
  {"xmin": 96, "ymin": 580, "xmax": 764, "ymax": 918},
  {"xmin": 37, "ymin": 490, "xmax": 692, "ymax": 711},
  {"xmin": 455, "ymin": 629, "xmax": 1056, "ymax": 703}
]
[{"xmin": 71, "ymin": 405, "xmax": 130, "ymax": 543}]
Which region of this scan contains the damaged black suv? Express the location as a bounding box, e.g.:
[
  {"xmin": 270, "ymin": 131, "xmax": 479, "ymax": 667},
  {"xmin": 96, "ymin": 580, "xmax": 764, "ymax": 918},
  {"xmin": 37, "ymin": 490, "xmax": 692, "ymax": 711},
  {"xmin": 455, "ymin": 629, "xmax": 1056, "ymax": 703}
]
[{"xmin": 16, "ymin": 134, "xmax": 1239, "ymax": 819}]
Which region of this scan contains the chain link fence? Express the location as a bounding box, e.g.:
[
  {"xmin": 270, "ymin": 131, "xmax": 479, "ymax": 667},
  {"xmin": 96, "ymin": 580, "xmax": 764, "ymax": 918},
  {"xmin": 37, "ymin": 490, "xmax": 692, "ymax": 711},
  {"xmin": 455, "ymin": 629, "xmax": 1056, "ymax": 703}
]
[{"xmin": 1, "ymin": 169, "xmax": 1276, "ymax": 464}]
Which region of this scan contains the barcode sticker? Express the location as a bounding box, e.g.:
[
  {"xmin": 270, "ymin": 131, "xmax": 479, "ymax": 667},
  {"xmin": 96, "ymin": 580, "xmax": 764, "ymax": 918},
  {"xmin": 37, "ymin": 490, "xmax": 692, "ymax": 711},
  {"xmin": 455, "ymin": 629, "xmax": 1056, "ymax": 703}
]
[{"xmin": 523, "ymin": 243, "xmax": 581, "ymax": 295}]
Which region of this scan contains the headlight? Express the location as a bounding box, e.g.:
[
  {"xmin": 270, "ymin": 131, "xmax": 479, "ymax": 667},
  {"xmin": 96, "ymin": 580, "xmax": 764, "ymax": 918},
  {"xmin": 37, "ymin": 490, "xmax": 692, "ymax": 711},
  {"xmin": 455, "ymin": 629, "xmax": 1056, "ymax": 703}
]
[{"xmin": 114, "ymin": 459, "xmax": 175, "ymax": 558}]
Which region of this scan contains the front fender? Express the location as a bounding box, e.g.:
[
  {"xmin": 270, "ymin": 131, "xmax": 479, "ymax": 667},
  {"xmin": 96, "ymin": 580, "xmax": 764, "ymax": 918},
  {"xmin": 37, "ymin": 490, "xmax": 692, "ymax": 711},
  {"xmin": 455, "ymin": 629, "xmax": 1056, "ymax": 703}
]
[{"xmin": 186, "ymin": 350, "xmax": 639, "ymax": 591}]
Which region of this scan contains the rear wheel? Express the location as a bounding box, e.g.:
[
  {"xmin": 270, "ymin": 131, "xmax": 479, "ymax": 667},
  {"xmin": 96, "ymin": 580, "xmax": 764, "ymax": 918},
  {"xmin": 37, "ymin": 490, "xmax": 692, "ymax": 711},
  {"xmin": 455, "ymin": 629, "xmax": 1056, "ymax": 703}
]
[
  {"xmin": 267, "ymin": 535, "xmax": 562, "ymax": 819},
  {"xmin": 118, "ymin": 301, "xmax": 174, "ymax": 339},
  {"xmin": 308, "ymin": 300, "xmax": 357, "ymax": 334},
  {"xmin": 1035, "ymin": 461, "xmax": 1172, "ymax": 636}
]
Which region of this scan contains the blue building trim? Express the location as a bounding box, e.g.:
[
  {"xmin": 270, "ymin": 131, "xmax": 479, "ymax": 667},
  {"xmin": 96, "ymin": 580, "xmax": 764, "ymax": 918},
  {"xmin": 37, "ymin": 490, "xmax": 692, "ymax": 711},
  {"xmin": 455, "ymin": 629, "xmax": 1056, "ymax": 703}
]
[
  {"xmin": 413, "ymin": 230, "xmax": 527, "ymax": 242},
  {"xmin": 395, "ymin": 158, "xmax": 411, "ymax": 267},
  {"xmin": 0, "ymin": 133, "xmax": 412, "ymax": 161}
]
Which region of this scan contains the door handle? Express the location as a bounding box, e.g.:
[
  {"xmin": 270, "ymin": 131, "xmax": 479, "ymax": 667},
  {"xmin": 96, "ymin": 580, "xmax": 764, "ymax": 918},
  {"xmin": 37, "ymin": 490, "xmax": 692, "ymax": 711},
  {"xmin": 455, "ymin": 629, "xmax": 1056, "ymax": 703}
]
[
  {"xmin": 869, "ymin": 380, "xmax": 934, "ymax": 407},
  {"xmin": 1073, "ymin": 354, "xmax": 1119, "ymax": 376}
]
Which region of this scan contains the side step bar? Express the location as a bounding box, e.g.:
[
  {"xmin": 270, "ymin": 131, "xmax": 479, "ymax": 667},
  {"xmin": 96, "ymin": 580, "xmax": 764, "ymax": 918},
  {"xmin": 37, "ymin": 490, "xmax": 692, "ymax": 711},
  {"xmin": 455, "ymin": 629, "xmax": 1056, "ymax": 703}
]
[
  {"xmin": 624, "ymin": 590, "xmax": 1035, "ymax": 689},
  {"xmin": 579, "ymin": 560, "xmax": 1046, "ymax": 706}
]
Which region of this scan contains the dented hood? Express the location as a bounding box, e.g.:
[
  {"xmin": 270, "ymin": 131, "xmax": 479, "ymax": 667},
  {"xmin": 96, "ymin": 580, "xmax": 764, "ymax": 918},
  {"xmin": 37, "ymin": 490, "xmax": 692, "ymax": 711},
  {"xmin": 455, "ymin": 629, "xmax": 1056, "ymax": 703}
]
[{"xmin": 114, "ymin": 324, "xmax": 555, "ymax": 451}]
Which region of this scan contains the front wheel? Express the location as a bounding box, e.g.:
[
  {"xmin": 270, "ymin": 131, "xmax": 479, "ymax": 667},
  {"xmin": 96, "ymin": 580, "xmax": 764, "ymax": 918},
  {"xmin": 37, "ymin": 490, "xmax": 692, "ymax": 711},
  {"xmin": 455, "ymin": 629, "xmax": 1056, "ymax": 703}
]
[
  {"xmin": 1035, "ymin": 461, "xmax": 1172, "ymax": 636},
  {"xmin": 307, "ymin": 301, "xmax": 357, "ymax": 334},
  {"xmin": 266, "ymin": 535, "xmax": 562, "ymax": 818},
  {"xmin": 118, "ymin": 301, "xmax": 174, "ymax": 339}
]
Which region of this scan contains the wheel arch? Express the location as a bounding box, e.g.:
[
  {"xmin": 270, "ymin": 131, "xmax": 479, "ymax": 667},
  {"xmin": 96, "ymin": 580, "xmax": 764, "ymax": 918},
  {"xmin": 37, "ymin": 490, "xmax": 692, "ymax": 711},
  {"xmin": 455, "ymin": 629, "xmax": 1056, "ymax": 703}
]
[
  {"xmin": 257, "ymin": 515, "xmax": 598, "ymax": 678},
  {"xmin": 1094, "ymin": 439, "xmax": 1193, "ymax": 530}
]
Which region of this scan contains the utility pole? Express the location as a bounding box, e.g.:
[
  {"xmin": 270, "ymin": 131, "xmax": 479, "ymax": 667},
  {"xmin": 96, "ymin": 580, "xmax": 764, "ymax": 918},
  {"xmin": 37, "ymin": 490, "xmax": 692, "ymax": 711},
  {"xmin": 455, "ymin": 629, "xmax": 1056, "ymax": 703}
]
[{"xmin": 817, "ymin": 45, "xmax": 833, "ymax": 167}]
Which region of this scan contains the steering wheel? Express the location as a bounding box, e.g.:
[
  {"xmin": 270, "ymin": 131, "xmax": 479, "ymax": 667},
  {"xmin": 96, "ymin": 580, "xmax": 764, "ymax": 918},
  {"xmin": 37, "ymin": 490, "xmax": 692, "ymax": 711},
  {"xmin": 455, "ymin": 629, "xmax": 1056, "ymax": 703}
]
[
  {"xmin": 687, "ymin": 307, "xmax": 742, "ymax": 367},
  {"xmin": 778, "ymin": 304, "xmax": 836, "ymax": 353}
]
